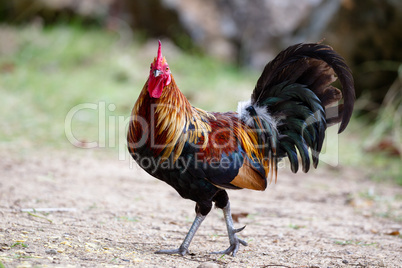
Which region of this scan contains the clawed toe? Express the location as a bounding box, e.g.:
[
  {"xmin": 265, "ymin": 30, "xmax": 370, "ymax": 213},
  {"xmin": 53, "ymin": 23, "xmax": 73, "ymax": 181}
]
[
  {"xmin": 210, "ymin": 235, "xmax": 248, "ymax": 257},
  {"xmin": 155, "ymin": 247, "xmax": 188, "ymax": 256},
  {"xmin": 238, "ymin": 238, "xmax": 248, "ymax": 246},
  {"xmin": 210, "ymin": 202, "xmax": 250, "ymax": 257}
]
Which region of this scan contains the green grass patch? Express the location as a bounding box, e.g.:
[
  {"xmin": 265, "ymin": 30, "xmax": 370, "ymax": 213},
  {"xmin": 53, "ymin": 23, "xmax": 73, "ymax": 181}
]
[
  {"xmin": 10, "ymin": 242, "xmax": 28, "ymax": 248},
  {"xmin": 116, "ymin": 216, "xmax": 138, "ymax": 222},
  {"xmin": 288, "ymin": 223, "xmax": 306, "ymax": 230},
  {"xmin": 334, "ymin": 240, "xmax": 377, "ymax": 247},
  {"xmin": 337, "ymin": 119, "xmax": 402, "ymax": 185}
]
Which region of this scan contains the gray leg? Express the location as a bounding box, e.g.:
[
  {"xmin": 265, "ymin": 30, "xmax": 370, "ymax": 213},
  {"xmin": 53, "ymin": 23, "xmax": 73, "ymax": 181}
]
[
  {"xmin": 155, "ymin": 213, "xmax": 206, "ymax": 256},
  {"xmin": 211, "ymin": 201, "xmax": 248, "ymax": 256}
]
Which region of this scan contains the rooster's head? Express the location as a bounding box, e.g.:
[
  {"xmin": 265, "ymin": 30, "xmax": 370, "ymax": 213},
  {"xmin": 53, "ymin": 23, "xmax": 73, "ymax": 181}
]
[{"xmin": 148, "ymin": 40, "xmax": 172, "ymax": 98}]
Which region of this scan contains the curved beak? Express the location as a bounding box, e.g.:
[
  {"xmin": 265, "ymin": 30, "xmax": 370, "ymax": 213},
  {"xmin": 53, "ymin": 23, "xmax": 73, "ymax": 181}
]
[{"xmin": 153, "ymin": 69, "xmax": 163, "ymax": 77}]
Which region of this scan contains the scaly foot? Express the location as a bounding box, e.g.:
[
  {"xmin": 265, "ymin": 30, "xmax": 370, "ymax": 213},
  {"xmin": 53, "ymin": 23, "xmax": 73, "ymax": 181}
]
[
  {"xmin": 210, "ymin": 225, "xmax": 248, "ymax": 256},
  {"xmin": 155, "ymin": 213, "xmax": 206, "ymax": 256}
]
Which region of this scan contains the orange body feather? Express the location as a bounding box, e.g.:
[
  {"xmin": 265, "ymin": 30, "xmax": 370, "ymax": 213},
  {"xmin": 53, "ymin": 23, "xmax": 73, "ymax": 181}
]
[{"xmin": 128, "ymin": 76, "xmax": 271, "ymax": 190}]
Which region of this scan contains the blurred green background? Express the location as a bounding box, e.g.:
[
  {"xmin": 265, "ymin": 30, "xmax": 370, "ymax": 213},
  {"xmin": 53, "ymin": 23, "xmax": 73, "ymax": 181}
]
[{"xmin": 0, "ymin": 0, "xmax": 400, "ymax": 183}]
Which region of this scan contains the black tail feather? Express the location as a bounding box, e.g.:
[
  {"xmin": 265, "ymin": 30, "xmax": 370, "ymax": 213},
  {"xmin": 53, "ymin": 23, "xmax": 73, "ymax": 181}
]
[{"xmin": 251, "ymin": 43, "xmax": 355, "ymax": 173}]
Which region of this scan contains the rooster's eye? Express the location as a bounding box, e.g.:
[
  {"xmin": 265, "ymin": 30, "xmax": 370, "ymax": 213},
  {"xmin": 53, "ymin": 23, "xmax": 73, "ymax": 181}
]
[{"xmin": 166, "ymin": 67, "xmax": 169, "ymax": 71}]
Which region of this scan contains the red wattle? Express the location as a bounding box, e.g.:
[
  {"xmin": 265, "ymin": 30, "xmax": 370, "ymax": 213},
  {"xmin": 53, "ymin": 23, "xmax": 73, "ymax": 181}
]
[{"xmin": 149, "ymin": 77, "xmax": 164, "ymax": 98}]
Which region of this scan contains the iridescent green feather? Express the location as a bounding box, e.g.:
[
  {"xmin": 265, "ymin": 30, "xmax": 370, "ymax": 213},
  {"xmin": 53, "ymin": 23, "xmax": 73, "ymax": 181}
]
[{"xmin": 250, "ymin": 43, "xmax": 355, "ymax": 173}]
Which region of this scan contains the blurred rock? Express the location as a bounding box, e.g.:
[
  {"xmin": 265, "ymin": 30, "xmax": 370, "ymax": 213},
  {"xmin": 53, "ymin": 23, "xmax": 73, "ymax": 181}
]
[
  {"xmin": 197, "ymin": 263, "xmax": 220, "ymax": 268},
  {"xmin": 217, "ymin": 0, "xmax": 326, "ymax": 66},
  {"xmin": 1, "ymin": 0, "xmax": 113, "ymax": 23},
  {"xmin": 124, "ymin": 0, "xmax": 234, "ymax": 60},
  {"xmin": 325, "ymin": 0, "xmax": 402, "ymax": 103},
  {"xmin": 123, "ymin": 0, "xmax": 325, "ymax": 66}
]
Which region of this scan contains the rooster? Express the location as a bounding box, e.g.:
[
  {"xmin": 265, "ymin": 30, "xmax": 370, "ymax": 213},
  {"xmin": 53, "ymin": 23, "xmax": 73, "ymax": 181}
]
[{"xmin": 127, "ymin": 41, "xmax": 354, "ymax": 256}]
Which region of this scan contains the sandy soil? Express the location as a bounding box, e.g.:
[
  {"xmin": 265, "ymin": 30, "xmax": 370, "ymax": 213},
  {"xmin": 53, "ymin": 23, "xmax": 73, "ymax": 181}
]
[{"xmin": 0, "ymin": 148, "xmax": 401, "ymax": 268}]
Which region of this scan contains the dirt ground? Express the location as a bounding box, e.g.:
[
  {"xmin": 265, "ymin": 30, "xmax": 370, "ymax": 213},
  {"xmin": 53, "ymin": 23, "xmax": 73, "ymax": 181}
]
[{"xmin": 0, "ymin": 148, "xmax": 401, "ymax": 268}]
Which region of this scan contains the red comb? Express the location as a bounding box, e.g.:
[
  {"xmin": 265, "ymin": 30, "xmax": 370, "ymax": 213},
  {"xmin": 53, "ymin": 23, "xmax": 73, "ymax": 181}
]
[{"xmin": 157, "ymin": 40, "xmax": 162, "ymax": 64}]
